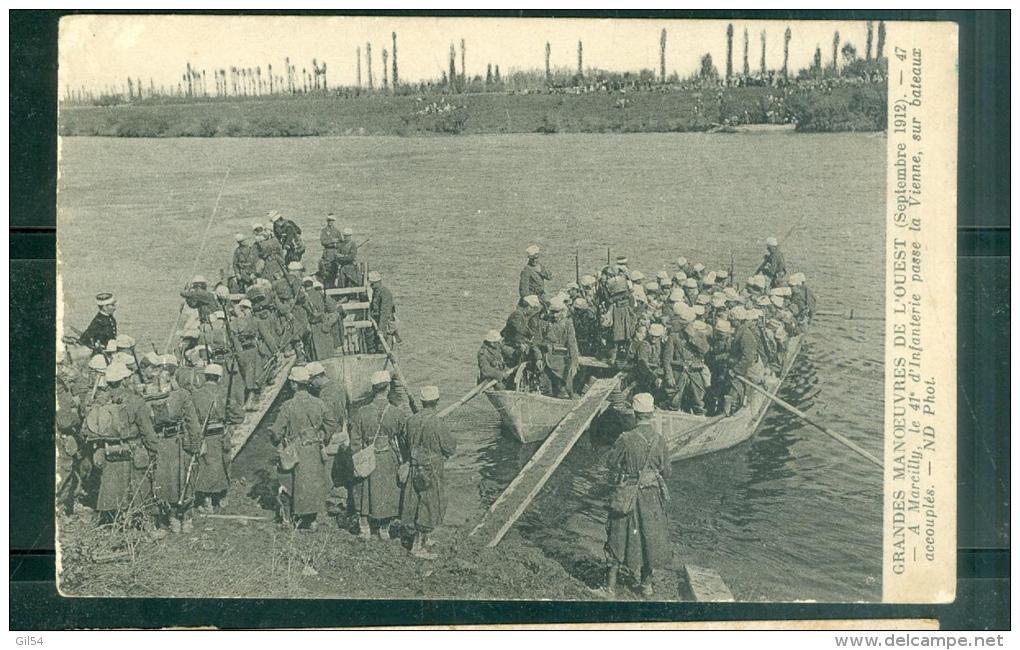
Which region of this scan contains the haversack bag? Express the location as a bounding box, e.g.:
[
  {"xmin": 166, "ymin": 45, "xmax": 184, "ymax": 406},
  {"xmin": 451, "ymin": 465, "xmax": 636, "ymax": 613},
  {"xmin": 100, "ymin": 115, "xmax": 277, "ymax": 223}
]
[
  {"xmin": 397, "ymin": 461, "xmax": 411, "ymax": 485},
  {"xmin": 352, "ymin": 405, "xmax": 389, "ymax": 479},
  {"xmin": 411, "ymin": 462, "xmax": 435, "ymax": 493},
  {"xmin": 278, "ymin": 440, "xmax": 300, "ymax": 470}
]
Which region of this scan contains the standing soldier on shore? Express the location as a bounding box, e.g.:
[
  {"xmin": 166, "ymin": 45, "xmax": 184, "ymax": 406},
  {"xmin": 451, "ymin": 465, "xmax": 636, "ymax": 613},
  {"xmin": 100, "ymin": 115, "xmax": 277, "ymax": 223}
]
[
  {"xmin": 349, "ymin": 370, "xmax": 406, "ymax": 542},
  {"xmin": 269, "ymin": 366, "xmax": 336, "ymax": 530},
  {"xmin": 319, "ymin": 213, "xmax": 342, "ymax": 289},
  {"xmin": 306, "ymin": 361, "xmax": 351, "ymax": 509},
  {"xmin": 401, "ymin": 385, "xmax": 457, "ymax": 560},
  {"xmin": 336, "ymin": 227, "xmax": 361, "ymax": 288},
  {"xmin": 79, "ymin": 292, "xmax": 119, "ymax": 354},
  {"xmin": 270, "ymin": 210, "xmax": 305, "ymax": 264},
  {"xmin": 231, "ymin": 234, "xmax": 258, "ymax": 293},
  {"xmin": 604, "ymin": 393, "xmax": 671, "ymax": 598},
  {"xmin": 519, "ymin": 245, "xmax": 553, "ymax": 300},
  {"xmin": 368, "ymin": 271, "xmax": 398, "ymax": 353},
  {"xmin": 85, "ymin": 362, "xmax": 160, "ymax": 528},
  {"xmin": 190, "ymin": 364, "xmax": 244, "ymax": 514},
  {"xmin": 149, "ymin": 374, "xmax": 202, "ymax": 534}
]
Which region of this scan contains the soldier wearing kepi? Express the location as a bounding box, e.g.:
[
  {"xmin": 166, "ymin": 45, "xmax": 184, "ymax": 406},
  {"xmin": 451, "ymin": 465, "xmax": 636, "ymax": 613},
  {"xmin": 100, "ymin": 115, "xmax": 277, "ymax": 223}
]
[
  {"xmin": 79, "ymin": 292, "xmax": 119, "ymax": 353},
  {"xmin": 349, "ymin": 370, "xmax": 407, "ymax": 542},
  {"xmin": 269, "ymin": 210, "xmax": 305, "ymax": 264},
  {"xmin": 537, "ymin": 297, "xmax": 580, "ymax": 398},
  {"xmin": 149, "ymin": 372, "xmax": 202, "ymax": 534},
  {"xmin": 84, "ymin": 362, "xmax": 160, "ymax": 527},
  {"xmin": 604, "ymin": 393, "xmax": 671, "ymax": 598},
  {"xmin": 477, "ymin": 329, "xmax": 515, "ymax": 388},
  {"xmin": 231, "ymin": 233, "xmax": 258, "ymax": 293},
  {"xmin": 368, "ymin": 271, "xmax": 398, "ymax": 353},
  {"xmin": 269, "ymin": 366, "xmax": 337, "ymax": 530},
  {"xmin": 755, "ymin": 236, "xmax": 787, "ymax": 287},
  {"xmin": 318, "ymin": 213, "xmax": 343, "ymax": 289},
  {"xmin": 190, "ymin": 363, "xmax": 244, "ymax": 514},
  {"xmin": 180, "ymin": 276, "xmax": 220, "ymax": 325},
  {"xmin": 663, "ymin": 304, "xmax": 711, "ymax": 414},
  {"xmin": 519, "ymin": 245, "xmax": 552, "ymax": 300},
  {"xmin": 401, "ymin": 385, "xmax": 457, "ymax": 560},
  {"xmin": 336, "ymin": 227, "xmax": 361, "ymax": 288},
  {"xmin": 306, "ymin": 361, "xmax": 351, "ymax": 497}
]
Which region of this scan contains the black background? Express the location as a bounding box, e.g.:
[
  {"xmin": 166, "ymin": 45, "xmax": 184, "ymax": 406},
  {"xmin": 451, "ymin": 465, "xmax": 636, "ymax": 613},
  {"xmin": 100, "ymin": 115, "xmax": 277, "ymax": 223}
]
[{"xmin": 10, "ymin": 9, "xmax": 1010, "ymax": 630}]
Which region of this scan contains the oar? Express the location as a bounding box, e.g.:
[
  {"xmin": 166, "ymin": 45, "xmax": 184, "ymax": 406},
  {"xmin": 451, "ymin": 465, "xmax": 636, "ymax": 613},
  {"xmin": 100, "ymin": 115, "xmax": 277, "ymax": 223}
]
[
  {"xmin": 164, "ymin": 167, "xmax": 232, "ymax": 352},
  {"xmin": 438, "ymin": 363, "xmax": 524, "ymax": 418},
  {"xmin": 370, "ymin": 317, "xmax": 418, "ymax": 413},
  {"xmin": 736, "ymin": 375, "xmax": 882, "ymax": 467}
]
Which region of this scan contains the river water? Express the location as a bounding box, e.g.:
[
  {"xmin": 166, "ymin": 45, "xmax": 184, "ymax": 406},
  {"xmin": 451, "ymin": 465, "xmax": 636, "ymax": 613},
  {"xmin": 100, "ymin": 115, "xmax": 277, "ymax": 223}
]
[{"xmin": 58, "ymin": 132, "xmax": 885, "ymax": 601}]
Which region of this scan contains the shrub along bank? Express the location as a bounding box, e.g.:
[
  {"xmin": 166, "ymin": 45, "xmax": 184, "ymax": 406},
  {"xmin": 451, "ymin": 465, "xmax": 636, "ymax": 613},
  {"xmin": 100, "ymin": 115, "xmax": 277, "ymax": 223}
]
[{"xmin": 58, "ymin": 84, "xmax": 887, "ymax": 138}]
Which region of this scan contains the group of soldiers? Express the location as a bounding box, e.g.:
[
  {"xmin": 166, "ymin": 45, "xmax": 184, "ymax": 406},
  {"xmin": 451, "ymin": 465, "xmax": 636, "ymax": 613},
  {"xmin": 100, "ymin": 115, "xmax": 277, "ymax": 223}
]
[
  {"xmin": 57, "ymin": 212, "xmax": 451, "ymax": 558},
  {"xmin": 478, "ymin": 238, "xmax": 815, "ymax": 597},
  {"xmin": 479, "ymin": 238, "xmax": 816, "ymax": 417}
]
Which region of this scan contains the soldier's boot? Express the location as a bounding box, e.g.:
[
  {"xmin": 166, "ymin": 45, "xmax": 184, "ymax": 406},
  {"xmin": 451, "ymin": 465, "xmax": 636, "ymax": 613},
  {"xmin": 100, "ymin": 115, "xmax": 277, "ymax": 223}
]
[
  {"xmin": 217, "ymin": 494, "xmax": 229, "ymax": 511},
  {"xmin": 639, "ymin": 579, "xmax": 654, "ymax": 599},
  {"xmin": 243, "ymin": 391, "xmax": 257, "ymax": 412},
  {"xmin": 182, "ymin": 518, "xmax": 194, "ymax": 534},
  {"xmin": 423, "ymin": 533, "xmax": 438, "ymax": 548},
  {"xmin": 169, "ymin": 517, "xmax": 182, "ymax": 534},
  {"xmin": 605, "ymin": 565, "xmax": 619, "ymax": 595},
  {"xmin": 410, "ymin": 534, "xmax": 438, "ymax": 560},
  {"xmin": 722, "ymin": 395, "xmax": 736, "ymax": 416},
  {"xmin": 358, "ymin": 516, "xmax": 372, "ymax": 541},
  {"xmin": 376, "ymin": 519, "xmax": 398, "ymax": 542}
]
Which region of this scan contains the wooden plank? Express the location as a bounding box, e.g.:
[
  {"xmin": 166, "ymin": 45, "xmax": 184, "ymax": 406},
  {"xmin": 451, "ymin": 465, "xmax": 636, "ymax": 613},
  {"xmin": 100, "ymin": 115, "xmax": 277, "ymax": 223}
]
[
  {"xmin": 578, "ymin": 355, "xmax": 610, "ymax": 369},
  {"xmin": 682, "ymin": 565, "xmax": 734, "ymax": 602},
  {"xmin": 325, "ymin": 286, "xmax": 368, "ymax": 296},
  {"xmin": 227, "ymin": 355, "xmax": 295, "ymax": 461},
  {"xmin": 338, "ymin": 300, "xmax": 371, "ymax": 311},
  {"xmin": 469, "ymin": 375, "xmax": 622, "ymax": 547}
]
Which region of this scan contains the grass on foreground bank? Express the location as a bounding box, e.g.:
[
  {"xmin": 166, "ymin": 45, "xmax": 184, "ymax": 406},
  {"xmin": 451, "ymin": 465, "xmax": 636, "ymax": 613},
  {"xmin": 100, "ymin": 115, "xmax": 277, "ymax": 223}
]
[{"xmin": 58, "ymin": 84, "xmax": 887, "ymax": 138}]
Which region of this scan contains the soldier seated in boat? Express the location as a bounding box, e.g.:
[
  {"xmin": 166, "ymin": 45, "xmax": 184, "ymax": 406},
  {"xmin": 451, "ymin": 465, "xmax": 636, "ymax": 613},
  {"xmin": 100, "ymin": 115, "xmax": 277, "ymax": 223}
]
[{"xmin": 477, "ymin": 329, "xmax": 516, "ymax": 389}]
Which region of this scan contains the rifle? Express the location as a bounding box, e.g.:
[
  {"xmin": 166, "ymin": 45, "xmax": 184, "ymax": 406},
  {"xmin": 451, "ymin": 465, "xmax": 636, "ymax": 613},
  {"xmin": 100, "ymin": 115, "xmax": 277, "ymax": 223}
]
[
  {"xmin": 370, "ymin": 317, "xmax": 419, "ymax": 414},
  {"xmin": 729, "ymin": 250, "xmax": 735, "ymax": 288},
  {"xmin": 179, "ymin": 407, "xmax": 213, "ymax": 507},
  {"xmin": 575, "ymin": 249, "xmax": 581, "ymax": 285}
]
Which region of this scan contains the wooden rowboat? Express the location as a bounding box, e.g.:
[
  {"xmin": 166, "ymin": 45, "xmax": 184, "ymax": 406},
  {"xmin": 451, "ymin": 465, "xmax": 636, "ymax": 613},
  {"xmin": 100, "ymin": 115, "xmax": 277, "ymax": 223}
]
[{"xmin": 486, "ymin": 334, "xmax": 803, "ymax": 462}]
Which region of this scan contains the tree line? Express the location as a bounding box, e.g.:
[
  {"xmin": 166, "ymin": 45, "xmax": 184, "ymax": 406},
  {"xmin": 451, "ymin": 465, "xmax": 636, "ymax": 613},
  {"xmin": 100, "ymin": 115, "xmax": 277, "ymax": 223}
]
[{"xmin": 62, "ymin": 22, "xmax": 888, "ymax": 106}]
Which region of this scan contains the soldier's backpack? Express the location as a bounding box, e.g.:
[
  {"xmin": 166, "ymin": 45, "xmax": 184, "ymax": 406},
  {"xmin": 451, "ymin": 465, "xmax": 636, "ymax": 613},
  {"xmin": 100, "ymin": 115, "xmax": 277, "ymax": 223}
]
[{"xmin": 84, "ymin": 402, "xmax": 131, "ymax": 441}]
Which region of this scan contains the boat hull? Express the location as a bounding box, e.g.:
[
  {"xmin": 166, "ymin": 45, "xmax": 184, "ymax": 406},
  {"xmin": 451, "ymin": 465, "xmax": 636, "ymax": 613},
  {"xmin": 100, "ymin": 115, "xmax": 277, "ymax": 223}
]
[
  {"xmin": 488, "ymin": 335, "xmax": 803, "ymax": 462},
  {"xmin": 320, "ymin": 353, "xmax": 390, "ymax": 403}
]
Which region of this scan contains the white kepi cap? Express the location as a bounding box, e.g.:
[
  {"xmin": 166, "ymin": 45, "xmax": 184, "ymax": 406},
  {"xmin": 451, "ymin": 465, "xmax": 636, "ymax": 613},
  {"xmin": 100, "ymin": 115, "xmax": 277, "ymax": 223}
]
[
  {"xmin": 526, "ymin": 244, "xmax": 541, "ymax": 257},
  {"xmin": 305, "ymin": 361, "xmax": 326, "ymax": 377},
  {"xmin": 371, "ymin": 370, "xmax": 391, "ymax": 386},
  {"xmin": 484, "ymin": 329, "xmax": 502, "ymax": 343},
  {"xmin": 105, "ymin": 362, "xmax": 132, "ymax": 382},
  {"xmin": 632, "ymin": 393, "xmax": 655, "ymax": 413},
  {"xmin": 766, "ymin": 236, "xmax": 779, "ymax": 247},
  {"xmin": 420, "ymin": 385, "xmax": 440, "ymax": 402}
]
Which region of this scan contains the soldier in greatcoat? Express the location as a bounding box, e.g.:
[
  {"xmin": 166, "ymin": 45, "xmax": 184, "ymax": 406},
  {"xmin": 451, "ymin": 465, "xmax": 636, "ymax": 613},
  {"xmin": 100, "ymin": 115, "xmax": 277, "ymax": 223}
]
[
  {"xmin": 149, "ymin": 374, "xmax": 202, "ymax": 533},
  {"xmin": 190, "ymin": 364, "xmax": 244, "ymax": 513},
  {"xmin": 518, "ymin": 244, "xmax": 552, "ymax": 300},
  {"xmin": 349, "ymin": 370, "xmax": 407, "ymax": 541},
  {"xmin": 400, "ymin": 386, "xmax": 457, "ymax": 559},
  {"xmin": 269, "ymin": 365, "xmax": 337, "ymax": 530},
  {"xmin": 318, "ymin": 214, "xmax": 343, "ymax": 289},
  {"xmin": 604, "ymin": 393, "xmax": 671, "ymax": 598},
  {"xmin": 86, "ymin": 362, "xmax": 160, "ymax": 528},
  {"xmin": 477, "ymin": 329, "xmax": 516, "ymax": 388}
]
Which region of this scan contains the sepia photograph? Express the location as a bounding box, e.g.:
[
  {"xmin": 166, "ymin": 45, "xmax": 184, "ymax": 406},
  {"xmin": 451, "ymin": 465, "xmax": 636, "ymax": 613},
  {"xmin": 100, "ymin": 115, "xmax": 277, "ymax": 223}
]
[{"xmin": 52, "ymin": 14, "xmax": 953, "ymax": 606}]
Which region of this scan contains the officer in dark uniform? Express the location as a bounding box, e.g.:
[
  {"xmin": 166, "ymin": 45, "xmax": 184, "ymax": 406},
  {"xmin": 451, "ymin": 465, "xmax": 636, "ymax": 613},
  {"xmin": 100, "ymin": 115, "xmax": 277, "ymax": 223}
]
[{"xmin": 79, "ymin": 292, "xmax": 119, "ymax": 353}]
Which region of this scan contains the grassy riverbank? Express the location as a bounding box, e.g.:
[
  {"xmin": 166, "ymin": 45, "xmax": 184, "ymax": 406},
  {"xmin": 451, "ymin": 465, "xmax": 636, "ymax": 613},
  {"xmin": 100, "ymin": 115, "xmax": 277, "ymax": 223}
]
[
  {"xmin": 58, "ymin": 84, "xmax": 886, "ymax": 138},
  {"xmin": 56, "ymin": 478, "xmax": 606, "ymax": 600}
]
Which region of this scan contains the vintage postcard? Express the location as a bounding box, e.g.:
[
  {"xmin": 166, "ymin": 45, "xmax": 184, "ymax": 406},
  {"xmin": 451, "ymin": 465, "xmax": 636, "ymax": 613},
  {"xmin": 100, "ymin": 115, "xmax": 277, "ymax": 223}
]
[{"xmin": 53, "ymin": 15, "xmax": 956, "ymax": 605}]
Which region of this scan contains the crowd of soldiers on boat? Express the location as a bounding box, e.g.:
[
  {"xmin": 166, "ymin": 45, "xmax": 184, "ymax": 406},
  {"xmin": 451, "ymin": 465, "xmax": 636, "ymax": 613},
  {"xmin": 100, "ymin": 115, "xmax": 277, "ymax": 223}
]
[
  {"xmin": 478, "ymin": 237, "xmax": 816, "ymax": 416},
  {"xmin": 56, "ymin": 211, "xmax": 452, "ymax": 558}
]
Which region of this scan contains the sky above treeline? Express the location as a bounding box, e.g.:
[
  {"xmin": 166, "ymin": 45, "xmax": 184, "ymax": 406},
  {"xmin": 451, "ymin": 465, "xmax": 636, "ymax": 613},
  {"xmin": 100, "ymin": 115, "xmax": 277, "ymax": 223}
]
[{"xmin": 59, "ymin": 16, "xmax": 886, "ymax": 92}]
